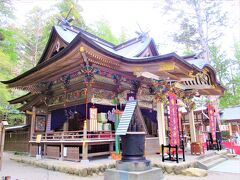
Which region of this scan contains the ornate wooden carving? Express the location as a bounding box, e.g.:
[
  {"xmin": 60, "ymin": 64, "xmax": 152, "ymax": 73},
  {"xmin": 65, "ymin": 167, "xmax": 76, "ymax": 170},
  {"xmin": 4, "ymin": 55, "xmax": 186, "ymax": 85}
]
[
  {"xmin": 60, "ymin": 74, "xmax": 71, "ymax": 89},
  {"xmin": 150, "ymin": 80, "xmax": 168, "ymax": 103},
  {"xmin": 38, "ymin": 81, "xmax": 53, "ymax": 95},
  {"xmin": 131, "ymin": 80, "xmax": 140, "ymax": 94},
  {"xmin": 48, "ymin": 89, "xmax": 86, "ymax": 106},
  {"xmin": 80, "ymin": 63, "xmax": 95, "ymax": 83}
]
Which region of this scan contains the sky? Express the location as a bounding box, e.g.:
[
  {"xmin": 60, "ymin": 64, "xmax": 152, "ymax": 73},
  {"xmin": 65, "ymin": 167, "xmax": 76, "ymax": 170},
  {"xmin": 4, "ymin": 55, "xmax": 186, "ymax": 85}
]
[{"xmin": 12, "ymin": 0, "xmax": 240, "ymax": 57}]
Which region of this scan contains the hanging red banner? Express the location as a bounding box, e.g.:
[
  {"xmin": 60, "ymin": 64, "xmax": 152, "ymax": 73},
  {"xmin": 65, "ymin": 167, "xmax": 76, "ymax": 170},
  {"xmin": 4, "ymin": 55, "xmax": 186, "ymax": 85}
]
[
  {"xmin": 208, "ymin": 105, "xmax": 216, "ymax": 141},
  {"xmin": 168, "ymin": 92, "xmax": 180, "ymax": 146}
]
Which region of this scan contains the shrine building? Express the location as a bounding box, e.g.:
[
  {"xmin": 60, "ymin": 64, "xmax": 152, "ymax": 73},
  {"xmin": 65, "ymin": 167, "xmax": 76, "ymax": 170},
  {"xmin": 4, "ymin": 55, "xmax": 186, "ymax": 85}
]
[{"xmin": 2, "ymin": 21, "xmax": 224, "ymax": 161}]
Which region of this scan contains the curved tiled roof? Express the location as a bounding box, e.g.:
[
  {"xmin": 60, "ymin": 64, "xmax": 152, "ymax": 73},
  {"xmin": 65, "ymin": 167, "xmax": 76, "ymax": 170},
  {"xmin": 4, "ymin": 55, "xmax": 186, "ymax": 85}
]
[
  {"xmin": 1, "ymin": 25, "xmax": 224, "ymax": 96},
  {"xmin": 220, "ymin": 106, "xmax": 240, "ymax": 121},
  {"xmin": 54, "ymin": 25, "xmax": 157, "ymax": 58},
  {"xmin": 1, "ymin": 26, "xmax": 200, "ymax": 85}
]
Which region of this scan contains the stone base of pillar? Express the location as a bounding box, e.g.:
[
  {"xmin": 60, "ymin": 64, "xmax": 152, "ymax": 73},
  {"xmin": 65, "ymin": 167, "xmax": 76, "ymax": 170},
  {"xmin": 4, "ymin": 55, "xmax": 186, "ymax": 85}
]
[
  {"xmin": 80, "ymin": 159, "xmax": 90, "ymax": 164},
  {"xmin": 116, "ymin": 160, "xmax": 151, "ymax": 171},
  {"xmin": 36, "ymin": 155, "xmax": 42, "ymax": 160},
  {"xmin": 104, "ymin": 167, "xmax": 165, "ymax": 180}
]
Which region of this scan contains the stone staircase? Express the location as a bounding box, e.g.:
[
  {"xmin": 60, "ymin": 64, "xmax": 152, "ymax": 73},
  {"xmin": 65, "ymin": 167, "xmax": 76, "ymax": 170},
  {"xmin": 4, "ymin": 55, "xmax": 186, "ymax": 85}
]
[{"xmin": 196, "ymin": 150, "xmax": 229, "ymax": 170}]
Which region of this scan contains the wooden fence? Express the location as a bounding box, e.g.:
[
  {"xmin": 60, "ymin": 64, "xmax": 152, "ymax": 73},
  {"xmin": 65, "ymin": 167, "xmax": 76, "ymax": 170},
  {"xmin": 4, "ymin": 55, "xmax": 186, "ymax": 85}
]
[{"xmin": 5, "ymin": 131, "xmax": 29, "ymax": 152}]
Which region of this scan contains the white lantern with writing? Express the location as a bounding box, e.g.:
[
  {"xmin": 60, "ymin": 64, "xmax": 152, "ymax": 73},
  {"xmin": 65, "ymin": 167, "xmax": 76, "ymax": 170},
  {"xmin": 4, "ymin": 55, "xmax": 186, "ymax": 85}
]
[{"xmin": 89, "ymin": 107, "xmax": 98, "ymax": 131}]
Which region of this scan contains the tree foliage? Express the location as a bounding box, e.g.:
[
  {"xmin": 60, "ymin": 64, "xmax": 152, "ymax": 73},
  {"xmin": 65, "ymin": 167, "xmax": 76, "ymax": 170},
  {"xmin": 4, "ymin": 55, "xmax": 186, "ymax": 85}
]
[
  {"xmin": 209, "ymin": 43, "xmax": 240, "ymax": 108},
  {"xmin": 0, "ymin": 0, "xmax": 14, "ymax": 26},
  {"xmin": 0, "ymin": 0, "xmax": 123, "ymax": 125},
  {"xmin": 17, "ymin": 7, "xmax": 49, "ymax": 71},
  {"xmin": 55, "ymin": 0, "xmax": 87, "ymax": 29},
  {"xmin": 164, "ymin": 0, "xmax": 227, "ymax": 60},
  {"xmin": 0, "ymin": 1, "xmax": 24, "ymax": 124},
  {"xmin": 0, "ymin": 32, "xmax": 24, "ymax": 124},
  {"xmin": 91, "ymin": 18, "xmax": 120, "ymax": 45},
  {"xmin": 219, "ymin": 41, "xmax": 240, "ymax": 107},
  {"xmin": 17, "ymin": 0, "xmax": 123, "ymax": 74},
  {"xmin": 0, "ymin": 28, "xmax": 18, "ymax": 61},
  {"xmin": 0, "ymin": 29, "xmax": 18, "ymax": 88},
  {"xmin": 209, "ymin": 44, "xmax": 230, "ymax": 84},
  {"xmin": 161, "ymin": 0, "xmax": 240, "ymax": 108}
]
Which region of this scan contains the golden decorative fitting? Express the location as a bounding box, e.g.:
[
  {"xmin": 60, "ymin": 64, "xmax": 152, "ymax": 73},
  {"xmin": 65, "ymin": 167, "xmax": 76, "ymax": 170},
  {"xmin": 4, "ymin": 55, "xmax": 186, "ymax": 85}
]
[
  {"xmin": 188, "ymin": 70, "xmax": 195, "ymax": 78},
  {"xmin": 159, "ymin": 62, "xmax": 175, "ymax": 71},
  {"xmin": 80, "ymin": 46, "xmax": 85, "ymax": 53},
  {"xmin": 196, "ymin": 72, "xmax": 205, "ymax": 81},
  {"xmin": 132, "ymin": 66, "xmax": 143, "ymax": 72},
  {"xmin": 202, "ymin": 68, "xmax": 209, "ymax": 74},
  {"xmin": 155, "ymin": 92, "xmax": 168, "ymax": 103}
]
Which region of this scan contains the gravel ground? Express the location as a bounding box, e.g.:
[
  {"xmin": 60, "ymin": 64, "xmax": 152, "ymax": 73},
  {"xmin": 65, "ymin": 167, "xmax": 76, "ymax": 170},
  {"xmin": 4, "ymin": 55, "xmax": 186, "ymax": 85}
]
[{"xmin": 0, "ymin": 152, "xmax": 239, "ymax": 180}]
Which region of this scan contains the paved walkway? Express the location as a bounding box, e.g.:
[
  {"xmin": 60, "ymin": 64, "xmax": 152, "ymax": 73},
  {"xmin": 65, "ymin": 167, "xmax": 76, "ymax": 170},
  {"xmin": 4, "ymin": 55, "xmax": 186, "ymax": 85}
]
[
  {"xmin": 0, "ymin": 153, "xmax": 103, "ymax": 180},
  {"xmin": 167, "ymin": 172, "xmax": 240, "ymax": 180},
  {"xmin": 210, "ymin": 159, "xmax": 240, "ymax": 174},
  {"xmin": 1, "ymin": 152, "xmax": 240, "ymax": 180}
]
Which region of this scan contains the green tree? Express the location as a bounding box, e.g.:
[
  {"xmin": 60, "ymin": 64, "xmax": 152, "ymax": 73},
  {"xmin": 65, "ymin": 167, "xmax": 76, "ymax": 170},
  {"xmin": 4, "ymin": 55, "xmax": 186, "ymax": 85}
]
[
  {"xmin": 0, "ymin": 2, "xmax": 25, "ymax": 124},
  {"xmin": 160, "ymin": 0, "xmax": 240, "ymax": 108},
  {"xmin": 18, "ymin": 7, "xmax": 49, "ymax": 71},
  {"xmin": 209, "ymin": 44, "xmax": 230, "ymax": 84},
  {"xmin": 17, "ymin": 0, "xmax": 89, "ymax": 72},
  {"xmin": 163, "ymin": 0, "xmax": 227, "ymax": 60},
  {"xmin": 0, "ymin": 28, "xmax": 18, "ymax": 61},
  {"xmin": 55, "ymin": 0, "xmax": 87, "ymax": 29},
  {"xmin": 218, "ymin": 42, "xmax": 240, "ymax": 107},
  {"xmin": 118, "ymin": 26, "xmax": 128, "ymax": 44},
  {"xmin": 91, "ymin": 18, "xmax": 120, "ymax": 45},
  {"xmin": 0, "ymin": 44, "xmax": 17, "ymax": 118},
  {"xmin": 0, "ymin": 0, "xmax": 14, "ymax": 26},
  {"xmin": 234, "ymin": 41, "xmax": 240, "ymax": 66}
]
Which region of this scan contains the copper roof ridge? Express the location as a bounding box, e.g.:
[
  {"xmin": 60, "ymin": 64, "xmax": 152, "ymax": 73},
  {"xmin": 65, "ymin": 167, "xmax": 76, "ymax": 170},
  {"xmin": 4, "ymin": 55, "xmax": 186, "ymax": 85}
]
[
  {"xmin": 69, "ymin": 25, "xmax": 116, "ymax": 47},
  {"xmin": 114, "ymin": 37, "xmax": 141, "ymax": 50}
]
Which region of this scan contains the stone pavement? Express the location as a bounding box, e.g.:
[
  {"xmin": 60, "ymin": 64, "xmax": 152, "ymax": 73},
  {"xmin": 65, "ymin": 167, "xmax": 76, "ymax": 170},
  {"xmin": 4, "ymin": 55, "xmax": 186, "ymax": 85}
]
[
  {"xmin": 0, "ymin": 152, "xmax": 240, "ymax": 180},
  {"xmin": 167, "ymin": 172, "xmax": 240, "ymax": 180},
  {"xmin": 210, "ymin": 159, "xmax": 240, "ymax": 174},
  {"xmin": 0, "ymin": 152, "xmax": 103, "ymax": 180}
]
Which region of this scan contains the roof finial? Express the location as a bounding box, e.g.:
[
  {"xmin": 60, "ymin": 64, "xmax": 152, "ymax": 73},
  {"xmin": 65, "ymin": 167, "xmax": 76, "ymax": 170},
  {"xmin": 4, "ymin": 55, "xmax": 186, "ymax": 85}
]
[
  {"xmin": 58, "ymin": 5, "xmax": 75, "ymax": 30},
  {"xmin": 135, "ymin": 22, "xmax": 150, "ymax": 40}
]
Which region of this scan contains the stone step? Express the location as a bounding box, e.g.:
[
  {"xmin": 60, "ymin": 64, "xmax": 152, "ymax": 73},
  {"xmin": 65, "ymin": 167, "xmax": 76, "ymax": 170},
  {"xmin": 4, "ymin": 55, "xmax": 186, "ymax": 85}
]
[
  {"xmin": 199, "ymin": 154, "xmax": 222, "ymax": 164},
  {"xmin": 205, "ymin": 157, "xmax": 227, "ymax": 169},
  {"xmin": 196, "ymin": 150, "xmax": 229, "ymax": 170},
  {"xmin": 217, "ymin": 149, "xmax": 229, "ymax": 155}
]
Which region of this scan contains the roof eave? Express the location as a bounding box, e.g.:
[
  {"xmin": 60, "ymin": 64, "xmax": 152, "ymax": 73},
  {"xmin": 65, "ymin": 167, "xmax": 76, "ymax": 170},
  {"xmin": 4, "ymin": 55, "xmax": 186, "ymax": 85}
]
[
  {"xmin": 1, "ymin": 31, "xmax": 210, "ymax": 87},
  {"xmin": 37, "ymin": 27, "xmax": 56, "ymax": 65},
  {"xmin": 8, "ymin": 93, "xmax": 32, "ymax": 104}
]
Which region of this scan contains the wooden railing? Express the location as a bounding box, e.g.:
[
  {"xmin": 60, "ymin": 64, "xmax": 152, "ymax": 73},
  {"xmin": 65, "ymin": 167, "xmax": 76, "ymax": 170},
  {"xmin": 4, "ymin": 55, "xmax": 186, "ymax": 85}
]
[{"xmin": 32, "ymin": 130, "xmax": 115, "ymax": 142}]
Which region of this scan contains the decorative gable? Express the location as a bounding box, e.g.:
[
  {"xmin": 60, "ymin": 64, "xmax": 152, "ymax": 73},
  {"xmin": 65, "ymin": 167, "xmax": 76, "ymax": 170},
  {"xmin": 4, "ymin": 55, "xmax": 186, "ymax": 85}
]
[
  {"xmin": 138, "ymin": 39, "xmax": 159, "ymax": 57},
  {"xmin": 38, "ymin": 28, "xmax": 68, "ymax": 64},
  {"xmin": 44, "ymin": 38, "xmax": 67, "ymax": 61}
]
